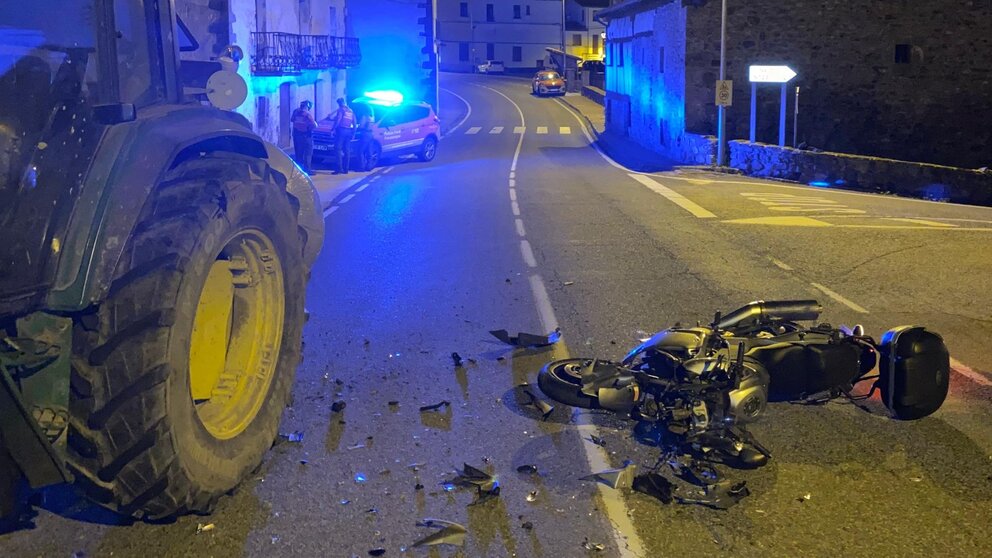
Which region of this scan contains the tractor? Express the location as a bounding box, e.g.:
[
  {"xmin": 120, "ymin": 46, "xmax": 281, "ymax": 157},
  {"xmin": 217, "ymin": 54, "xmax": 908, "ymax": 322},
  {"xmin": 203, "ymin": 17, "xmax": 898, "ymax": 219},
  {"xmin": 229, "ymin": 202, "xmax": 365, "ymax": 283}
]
[{"xmin": 0, "ymin": 1, "xmax": 323, "ymax": 519}]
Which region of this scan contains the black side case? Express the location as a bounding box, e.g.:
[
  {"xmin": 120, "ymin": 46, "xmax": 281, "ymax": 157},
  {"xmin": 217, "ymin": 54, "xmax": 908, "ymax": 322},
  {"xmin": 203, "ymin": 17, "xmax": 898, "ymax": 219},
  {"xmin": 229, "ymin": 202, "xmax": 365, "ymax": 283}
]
[{"xmin": 878, "ymin": 326, "xmax": 950, "ymax": 420}]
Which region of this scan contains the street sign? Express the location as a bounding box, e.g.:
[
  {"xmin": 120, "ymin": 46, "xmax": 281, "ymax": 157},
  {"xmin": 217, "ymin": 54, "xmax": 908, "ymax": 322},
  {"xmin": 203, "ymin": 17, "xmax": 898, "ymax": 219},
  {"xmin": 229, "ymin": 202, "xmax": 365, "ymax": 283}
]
[
  {"xmin": 715, "ymin": 80, "xmax": 733, "ymax": 106},
  {"xmin": 748, "ymin": 65, "xmax": 797, "ymax": 83}
]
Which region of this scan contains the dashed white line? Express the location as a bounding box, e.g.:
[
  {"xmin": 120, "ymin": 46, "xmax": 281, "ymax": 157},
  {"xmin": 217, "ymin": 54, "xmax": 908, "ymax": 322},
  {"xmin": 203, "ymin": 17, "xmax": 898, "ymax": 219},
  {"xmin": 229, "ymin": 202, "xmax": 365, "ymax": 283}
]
[
  {"xmin": 481, "ymin": 86, "xmax": 526, "ymax": 173},
  {"xmin": 536, "ymin": 126, "xmax": 548, "ymax": 134},
  {"xmin": 509, "ymin": 178, "xmax": 516, "ymax": 188},
  {"xmin": 466, "ymin": 126, "xmax": 482, "ymax": 135},
  {"xmin": 355, "ymin": 183, "xmax": 370, "ymax": 192},
  {"xmin": 810, "ymin": 282, "xmax": 870, "ymax": 314},
  {"xmin": 515, "ymin": 218, "xmax": 527, "ymax": 237},
  {"xmin": 490, "ymin": 126, "xmax": 504, "ymax": 134},
  {"xmin": 510, "ymin": 171, "xmax": 516, "ymax": 179},
  {"xmin": 771, "ymin": 258, "xmax": 793, "ymax": 271},
  {"xmin": 511, "ymin": 201, "xmax": 521, "ymax": 216},
  {"xmin": 528, "ymin": 274, "xmax": 560, "ymax": 333},
  {"xmin": 520, "ymin": 239, "xmax": 538, "ymax": 267},
  {"xmin": 440, "ymin": 87, "xmax": 472, "ymax": 137},
  {"xmin": 628, "ymin": 174, "xmax": 717, "ymax": 219},
  {"xmin": 322, "ymin": 205, "xmax": 338, "ymax": 217},
  {"xmin": 339, "ymin": 194, "xmax": 355, "ymax": 204},
  {"xmin": 509, "ymin": 189, "xmax": 517, "ymax": 201},
  {"xmin": 514, "ymin": 126, "xmax": 526, "ymax": 134},
  {"xmin": 560, "ymin": 126, "xmax": 571, "ymax": 135}
]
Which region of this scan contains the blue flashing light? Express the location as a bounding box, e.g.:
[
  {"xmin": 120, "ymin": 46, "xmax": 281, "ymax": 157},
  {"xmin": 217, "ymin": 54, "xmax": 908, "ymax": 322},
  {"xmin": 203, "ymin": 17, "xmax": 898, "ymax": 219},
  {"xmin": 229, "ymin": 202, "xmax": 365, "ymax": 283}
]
[
  {"xmin": 363, "ymin": 90, "xmax": 404, "ymax": 106},
  {"xmin": 809, "ymin": 181, "xmax": 831, "ymax": 187}
]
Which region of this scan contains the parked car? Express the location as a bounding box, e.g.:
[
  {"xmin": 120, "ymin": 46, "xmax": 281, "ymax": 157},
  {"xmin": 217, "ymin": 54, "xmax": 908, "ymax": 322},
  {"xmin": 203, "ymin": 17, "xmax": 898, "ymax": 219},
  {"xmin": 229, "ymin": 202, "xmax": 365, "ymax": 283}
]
[
  {"xmin": 531, "ymin": 71, "xmax": 566, "ymax": 96},
  {"xmin": 313, "ymin": 96, "xmax": 441, "ymax": 171},
  {"xmin": 477, "ymin": 60, "xmax": 505, "ymax": 74}
]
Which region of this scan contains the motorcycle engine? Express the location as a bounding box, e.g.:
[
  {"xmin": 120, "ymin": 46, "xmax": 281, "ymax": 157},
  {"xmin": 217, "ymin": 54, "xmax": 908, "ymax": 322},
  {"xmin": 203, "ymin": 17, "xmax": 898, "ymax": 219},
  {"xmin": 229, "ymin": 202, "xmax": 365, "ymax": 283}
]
[{"xmin": 726, "ymin": 358, "xmax": 770, "ymax": 423}]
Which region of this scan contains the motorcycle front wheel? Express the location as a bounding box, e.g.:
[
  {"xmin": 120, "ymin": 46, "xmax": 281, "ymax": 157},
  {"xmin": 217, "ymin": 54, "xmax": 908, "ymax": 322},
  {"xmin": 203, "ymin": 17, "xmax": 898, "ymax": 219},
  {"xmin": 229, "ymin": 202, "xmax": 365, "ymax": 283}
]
[{"xmin": 538, "ymin": 358, "xmax": 601, "ymax": 409}]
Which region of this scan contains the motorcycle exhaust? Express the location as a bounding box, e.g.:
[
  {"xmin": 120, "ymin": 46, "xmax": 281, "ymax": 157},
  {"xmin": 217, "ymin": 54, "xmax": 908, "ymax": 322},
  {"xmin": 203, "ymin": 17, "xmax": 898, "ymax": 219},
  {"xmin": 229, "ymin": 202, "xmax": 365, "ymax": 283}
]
[{"xmin": 716, "ymin": 300, "xmax": 823, "ymax": 330}]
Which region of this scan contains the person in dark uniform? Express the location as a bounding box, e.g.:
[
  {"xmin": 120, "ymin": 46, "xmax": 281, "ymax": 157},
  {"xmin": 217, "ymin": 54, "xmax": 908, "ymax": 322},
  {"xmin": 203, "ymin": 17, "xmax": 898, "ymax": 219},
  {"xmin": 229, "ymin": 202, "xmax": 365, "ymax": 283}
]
[
  {"xmin": 331, "ymin": 97, "xmax": 356, "ymax": 175},
  {"xmin": 291, "ymin": 100, "xmax": 317, "ymax": 174},
  {"xmin": 354, "ymin": 103, "xmax": 375, "ymax": 171}
]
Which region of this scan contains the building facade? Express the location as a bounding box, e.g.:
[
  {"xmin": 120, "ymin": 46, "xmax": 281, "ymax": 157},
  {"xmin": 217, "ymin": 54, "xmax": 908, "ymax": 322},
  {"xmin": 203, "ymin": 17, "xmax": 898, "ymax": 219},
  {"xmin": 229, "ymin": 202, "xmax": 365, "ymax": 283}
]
[
  {"xmin": 565, "ymin": 0, "xmax": 607, "ymax": 62},
  {"xmin": 599, "ymin": 0, "xmax": 992, "ymax": 169},
  {"xmin": 178, "ymin": 0, "xmax": 359, "ymax": 147},
  {"xmin": 437, "ymin": 0, "xmax": 566, "ymax": 72}
]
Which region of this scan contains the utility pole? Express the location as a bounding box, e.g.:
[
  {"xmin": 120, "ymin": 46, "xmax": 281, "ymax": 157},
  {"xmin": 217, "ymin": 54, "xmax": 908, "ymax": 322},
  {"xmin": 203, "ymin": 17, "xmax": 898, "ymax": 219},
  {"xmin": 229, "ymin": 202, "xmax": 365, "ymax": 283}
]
[{"xmin": 716, "ymin": 0, "xmax": 728, "ymax": 167}]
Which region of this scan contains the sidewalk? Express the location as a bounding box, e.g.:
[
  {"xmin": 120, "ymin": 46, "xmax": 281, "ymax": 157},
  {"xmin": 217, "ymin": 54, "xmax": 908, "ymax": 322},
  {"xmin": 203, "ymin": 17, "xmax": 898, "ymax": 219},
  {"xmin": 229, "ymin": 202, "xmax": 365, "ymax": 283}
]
[{"xmin": 559, "ymin": 93, "xmax": 678, "ymax": 173}]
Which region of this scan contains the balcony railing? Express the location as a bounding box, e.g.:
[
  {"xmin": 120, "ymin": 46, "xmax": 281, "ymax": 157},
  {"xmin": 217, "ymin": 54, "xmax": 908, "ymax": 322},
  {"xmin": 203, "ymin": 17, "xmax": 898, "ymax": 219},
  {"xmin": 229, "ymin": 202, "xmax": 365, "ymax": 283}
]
[{"xmin": 251, "ymin": 32, "xmax": 361, "ymax": 76}]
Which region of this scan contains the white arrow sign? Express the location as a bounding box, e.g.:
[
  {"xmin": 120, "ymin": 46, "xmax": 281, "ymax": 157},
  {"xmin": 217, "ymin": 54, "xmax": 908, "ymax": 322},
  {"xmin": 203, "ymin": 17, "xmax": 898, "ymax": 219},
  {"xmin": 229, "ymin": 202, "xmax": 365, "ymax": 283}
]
[{"xmin": 749, "ymin": 65, "xmax": 797, "ymax": 83}]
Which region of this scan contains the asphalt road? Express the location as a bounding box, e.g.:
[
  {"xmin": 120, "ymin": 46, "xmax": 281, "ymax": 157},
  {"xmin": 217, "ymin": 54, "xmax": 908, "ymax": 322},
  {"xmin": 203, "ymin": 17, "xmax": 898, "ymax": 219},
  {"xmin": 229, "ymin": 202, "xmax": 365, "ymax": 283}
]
[{"xmin": 3, "ymin": 73, "xmax": 992, "ymax": 557}]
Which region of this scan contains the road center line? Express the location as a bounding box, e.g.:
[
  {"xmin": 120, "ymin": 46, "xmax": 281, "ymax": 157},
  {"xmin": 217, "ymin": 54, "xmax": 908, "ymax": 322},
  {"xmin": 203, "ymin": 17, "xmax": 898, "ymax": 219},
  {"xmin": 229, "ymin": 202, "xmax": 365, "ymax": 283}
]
[
  {"xmin": 480, "ymin": 86, "xmax": 525, "ymax": 173},
  {"xmin": 509, "ymin": 189, "xmax": 517, "ymax": 201},
  {"xmin": 511, "ymin": 200, "xmax": 521, "ymax": 216},
  {"xmin": 515, "ymin": 218, "xmax": 527, "ymax": 237},
  {"xmin": 322, "ymin": 205, "xmax": 338, "ymax": 217},
  {"xmin": 339, "ymin": 194, "xmax": 355, "ymax": 204},
  {"xmin": 440, "ymin": 87, "xmax": 473, "ymax": 137},
  {"xmin": 509, "ymin": 178, "xmax": 516, "ymax": 188},
  {"xmin": 810, "ymin": 282, "xmax": 870, "ymax": 314},
  {"xmin": 520, "ymin": 240, "xmax": 538, "ymax": 267},
  {"xmin": 628, "ymin": 174, "xmax": 717, "ymax": 218},
  {"xmin": 355, "ymin": 183, "xmax": 370, "ymax": 192}
]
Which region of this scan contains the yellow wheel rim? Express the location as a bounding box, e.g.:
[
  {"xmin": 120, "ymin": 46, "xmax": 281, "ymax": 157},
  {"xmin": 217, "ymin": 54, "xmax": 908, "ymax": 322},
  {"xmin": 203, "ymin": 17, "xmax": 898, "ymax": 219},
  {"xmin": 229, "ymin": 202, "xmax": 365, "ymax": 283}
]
[{"xmin": 188, "ymin": 230, "xmax": 285, "ymax": 440}]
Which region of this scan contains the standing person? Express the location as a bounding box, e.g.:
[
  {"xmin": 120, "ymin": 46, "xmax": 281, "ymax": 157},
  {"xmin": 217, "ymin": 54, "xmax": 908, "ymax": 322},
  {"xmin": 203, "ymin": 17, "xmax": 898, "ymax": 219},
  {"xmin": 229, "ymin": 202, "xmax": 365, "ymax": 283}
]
[
  {"xmin": 331, "ymin": 97, "xmax": 356, "ymax": 175},
  {"xmin": 355, "ymin": 103, "xmax": 375, "ymax": 171},
  {"xmin": 291, "ymin": 100, "xmax": 317, "ymax": 175}
]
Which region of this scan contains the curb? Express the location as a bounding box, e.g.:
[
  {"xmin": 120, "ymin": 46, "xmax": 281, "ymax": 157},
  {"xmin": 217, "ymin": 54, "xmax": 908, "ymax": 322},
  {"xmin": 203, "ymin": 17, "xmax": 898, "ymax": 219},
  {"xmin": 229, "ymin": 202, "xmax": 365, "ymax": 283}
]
[{"xmin": 558, "ymin": 95, "xmax": 603, "ymax": 142}]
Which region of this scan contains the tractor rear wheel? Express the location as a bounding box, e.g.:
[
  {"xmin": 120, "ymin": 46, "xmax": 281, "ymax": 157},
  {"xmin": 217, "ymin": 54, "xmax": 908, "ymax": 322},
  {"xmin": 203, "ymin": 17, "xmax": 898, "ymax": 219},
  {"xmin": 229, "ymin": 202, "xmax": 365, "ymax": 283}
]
[{"xmin": 66, "ymin": 154, "xmax": 305, "ymax": 519}]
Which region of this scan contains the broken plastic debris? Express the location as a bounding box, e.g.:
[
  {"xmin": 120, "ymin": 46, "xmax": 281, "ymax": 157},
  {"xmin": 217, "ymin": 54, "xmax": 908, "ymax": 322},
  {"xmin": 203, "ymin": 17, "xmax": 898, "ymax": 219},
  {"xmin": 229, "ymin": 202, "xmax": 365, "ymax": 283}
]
[
  {"xmin": 516, "ymin": 464, "xmax": 538, "ymax": 475},
  {"xmin": 563, "ymin": 281, "xmax": 575, "ymax": 286},
  {"xmin": 388, "ymin": 400, "xmax": 400, "ymax": 407},
  {"xmin": 368, "ymin": 549, "xmax": 386, "ymax": 557},
  {"xmin": 632, "ymin": 473, "xmax": 674, "ymax": 504},
  {"xmin": 355, "ymin": 473, "xmax": 367, "ymax": 484},
  {"xmin": 278, "ymin": 431, "xmax": 304, "ymax": 443},
  {"xmin": 489, "ymin": 328, "xmax": 562, "ymax": 348},
  {"xmin": 340, "ymin": 499, "xmax": 351, "ymax": 505},
  {"xmin": 798, "ymin": 492, "xmax": 812, "ymax": 502},
  {"xmin": 407, "ymin": 462, "xmax": 426, "ymax": 471},
  {"xmin": 415, "ymin": 483, "xmax": 425, "ymax": 490},
  {"xmin": 331, "ymin": 400, "xmax": 346, "ymax": 412},
  {"xmin": 347, "ymin": 443, "xmax": 366, "ymax": 450},
  {"xmin": 412, "ymin": 518, "xmax": 467, "ymax": 548},
  {"xmin": 580, "ymin": 463, "xmax": 636, "ymax": 490},
  {"xmin": 442, "ymin": 483, "xmax": 456, "ymax": 492},
  {"xmin": 678, "ymin": 480, "xmax": 751, "ymax": 510},
  {"xmin": 196, "ymin": 523, "xmax": 215, "ymax": 534},
  {"xmin": 526, "ymin": 490, "xmax": 539, "ymax": 502},
  {"xmin": 521, "ymin": 521, "xmax": 534, "ymax": 530},
  {"xmin": 588, "ymin": 435, "xmax": 606, "ymax": 447},
  {"xmin": 582, "ymin": 538, "xmax": 605, "ymax": 551},
  {"xmin": 452, "ymin": 352, "xmax": 464, "ymax": 367},
  {"xmin": 518, "ymin": 385, "xmax": 554, "ymax": 419},
  {"xmin": 419, "ymin": 400, "xmax": 451, "ymax": 412}
]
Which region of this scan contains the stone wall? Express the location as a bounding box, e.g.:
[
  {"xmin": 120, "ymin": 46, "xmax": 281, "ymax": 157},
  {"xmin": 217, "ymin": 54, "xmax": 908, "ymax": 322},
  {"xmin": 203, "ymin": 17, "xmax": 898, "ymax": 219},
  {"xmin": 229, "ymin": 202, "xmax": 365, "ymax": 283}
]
[
  {"xmin": 729, "ymin": 140, "xmax": 992, "ymax": 207},
  {"xmin": 684, "ymin": 1, "xmax": 992, "ymax": 169}
]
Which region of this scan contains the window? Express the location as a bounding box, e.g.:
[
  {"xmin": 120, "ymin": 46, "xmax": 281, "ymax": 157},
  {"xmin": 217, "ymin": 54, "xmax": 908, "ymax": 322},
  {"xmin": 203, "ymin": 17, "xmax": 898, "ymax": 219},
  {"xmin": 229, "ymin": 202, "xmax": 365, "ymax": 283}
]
[
  {"xmin": 513, "ymin": 5, "xmax": 521, "ymax": 18},
  {"xmin": 894, "ymin": 44, "xmax": 911, "ymax": 64},
  {"xmin": 513, "ymin": 46, "xmax": 522, "ymax": 62},
  {"xmin": 460, "ymin": 2, "xmax": 468, "ymax": 17},
  {"xmin": 459, "ymin": 42, "xmax": 470, "ymax": 61},
  {"xmin": 593, "ymin": 34, "xmax": 600, "ymax": 52},
  {"xmin": 486, "ymin": 3, "xmax": 494, "ymax": 21},
  {"xmin": 487, "ymin": 43, "xmax": 495, "ymax": 60},
  {"xmin": 114, "ymin": 0, "xmax": 159, "ymax": 105},
  {"xmin": 526, "ymin": 5, "xmax": 531, "ymax": 16},
  {"xmin": 658, "ymin": 47, "xmax": 665, "ymax": 73},
  {"xmin": 617, "ymin": 43, "xmax": 624, "ymax": 67},
  {"xmin": 572, "ymin": 34, "xmax": 582, "ymax": 47}
]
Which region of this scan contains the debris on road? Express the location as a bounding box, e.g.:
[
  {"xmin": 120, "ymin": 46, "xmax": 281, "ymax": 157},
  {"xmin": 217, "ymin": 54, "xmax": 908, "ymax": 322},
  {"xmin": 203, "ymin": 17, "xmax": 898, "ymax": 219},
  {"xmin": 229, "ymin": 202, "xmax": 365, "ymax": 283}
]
[
  {"xmin": 415, "ymin": 483, "xmax": 425, "ymax": 490},
  {"xmin": 516, "ymin": 464, "xmax": 539, "ymax": 475},
  {"xmin": 587, "ymin": 435, "xmax": 606, "ymax": 447},
  {"xmin": 368, "ymin": 549, "xmax": 386, "ymax": 557},
  {"xmin": 521, "ymin": 521, "xmax": 534, "ymax": 530},
  {"xmin": 582, "ymin": 538, "xmax": 606, "ymax": 551},
  {"xmin": 677, "ymin": 480, "xmax": 751, "ymax": 510},
  {"xmin": 412, "ymin": 519, "xmax": 467, "ymax": 548},
  {"xmin": 517, "ymin": 384, "xmax": 554, "ymax": 419},
  {"xmin": 196, "ymin": 523, "xmax": 215, "ymax": 534},
  {"xmin": 563, "ymin": 281, "xmax": 575, "ymax": 286},
  {"xmin": 632, "ymin": 473, "xmax": 674, "ymax": 504},
  {"xmin": 419, "ymin": 400, "xmax": 451, "ymax": 412},
  {"xmin": 354, "ymin": 473, "xmax": 367, "ymax": 484},
  {"xmin": 490, "ymin": 328, "xmax": 562, "ymax": 348},
  {"xmin": 388, "ymin": 400, "xmax": 400, "ymax": 407},
  {"xmin": 526, "ymin": 490, "xmax": 539, "ymax": 502},
  {"xmin": 798, "ymin": 492, "xmax": 812, "ymax": 502},
  {"xmin": 451, "ymin": 352, "xmax": 464, "ymax": 367},
  {"xmin": 277, "ymin": 431, "xmax": 305, "ymax": 444},
  {"xmin": 331, "ymin": 400, "xmax": 347, "ymax": 412},
  {"xmin": 347, "ymin": 443, "xmax": 366, "ymax": 450},
  {"xmin": 580, "ymin": 463, "xmax": 637, "ymax": 490}
]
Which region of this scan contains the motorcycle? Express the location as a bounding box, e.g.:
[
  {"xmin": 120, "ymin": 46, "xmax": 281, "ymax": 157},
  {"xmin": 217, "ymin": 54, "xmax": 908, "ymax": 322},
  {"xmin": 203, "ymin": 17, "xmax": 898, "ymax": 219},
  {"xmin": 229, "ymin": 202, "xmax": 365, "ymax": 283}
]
[{"xmin": 538, "ymin": 300, "xmax": 950, "ymax": 469}]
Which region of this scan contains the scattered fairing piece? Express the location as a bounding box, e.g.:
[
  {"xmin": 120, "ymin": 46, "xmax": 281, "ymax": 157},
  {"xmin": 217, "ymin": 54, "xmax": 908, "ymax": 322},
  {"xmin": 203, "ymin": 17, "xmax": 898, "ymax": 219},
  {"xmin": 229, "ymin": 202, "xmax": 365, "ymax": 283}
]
[
  {"xmin": 490, "ymin": 328, "xmax": 562, "ymax": 347},
  {"xmin": 518, "ymin": 385, "xmax": 554, "ymax": 419},
  {"xmin": 516, "ymin": 464, "xmax": 539, "ymax": 475},
  {"xmin": 677, "ymin": 480, "xmax": 750, "ymax": 510},
  {"xmin": 368, "ymin": 549, "xmax": 386, "ymax": 557},
  {"xmin": 521, "ymin": 521, "xmax": 534, "ymax": 530},
  {"xmin": 582, "ymin": 538, "xmax": 606, "ymax": 551},
  {"xmin": 451, "ymin": 352, "xmax": 464, "ymax": 367},
  {"xmin": 674, "ymin": 460, "xmax": 720, "ymax": 486},
  {"xmin": 526, "ymin": 490, "xmax": 539, "ymax": 502},
  {"xmin": 580, "ymin": 463, "xmax": 637, "ymax": 490},
  {"xmin": 632, "ymin": 473, "xmax": 674, "ymax": 504},
  {"xmin": 196, "ymin": 523, "xmax": 215, "ymax": 534},
  {"xmin": 588, "ymin": 435, "xmax": 606, "ymax": 447},
  {"xmin": 277, "ymin": 431, "xmax": 304, "ymax": 444},
  {"xmin": 419, "ymin": 400, "xmax": 451, "ymax": 412},
  {"xmin": 412, "ymin": 519, "xmax": 467, "ymax": 548},
  {"xmin": 469, "ymin": 481, "xmax": 501, "ymax": 506},
  {"xmin": 331, "ymin": 400, "xmax": 346, "ymax": 412}
]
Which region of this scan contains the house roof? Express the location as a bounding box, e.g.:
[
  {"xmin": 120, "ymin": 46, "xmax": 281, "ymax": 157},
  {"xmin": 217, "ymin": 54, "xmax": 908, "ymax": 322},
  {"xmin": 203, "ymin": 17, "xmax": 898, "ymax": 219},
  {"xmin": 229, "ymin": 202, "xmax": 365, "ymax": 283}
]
[{"xmin": 595, "ymin": 0, "xmax": 677, "ymax": 22}]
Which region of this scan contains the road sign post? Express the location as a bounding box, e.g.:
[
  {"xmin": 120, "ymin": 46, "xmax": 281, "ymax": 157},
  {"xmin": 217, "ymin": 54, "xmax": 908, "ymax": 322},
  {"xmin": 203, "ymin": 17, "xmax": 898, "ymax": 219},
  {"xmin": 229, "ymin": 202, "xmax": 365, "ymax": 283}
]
[{"xmin": 748, "ymin": 65, "xmax": 797, "ymax": 147}]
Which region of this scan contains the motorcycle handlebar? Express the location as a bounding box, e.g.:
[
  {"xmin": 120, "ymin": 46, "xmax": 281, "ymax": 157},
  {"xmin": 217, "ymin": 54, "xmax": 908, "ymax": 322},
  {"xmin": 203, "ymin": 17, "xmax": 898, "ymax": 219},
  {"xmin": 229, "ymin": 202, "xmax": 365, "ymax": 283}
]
[{"xmin": 716, "ymin": 300, "xmax": 823, "ymax": 330}]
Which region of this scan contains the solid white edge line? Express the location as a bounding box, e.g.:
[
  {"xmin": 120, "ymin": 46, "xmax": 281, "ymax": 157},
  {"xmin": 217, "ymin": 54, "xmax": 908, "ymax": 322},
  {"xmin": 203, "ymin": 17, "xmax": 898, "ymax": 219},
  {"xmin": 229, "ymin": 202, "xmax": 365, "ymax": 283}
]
[
  {"xmin": 527, "ymin": 274, "xmax": 559, "ymax": 333},
  {"xmin": 552, "ymin": 97, "xmax": 643, "ymax": 174},
  {"xmin": 480, "ymin": 85, "xmax": 526, "ymax": 173},
  {"xmin": 950, "ymin": 358, "xmax": 992, "ymax": 387},
  {"xmin": 628, "ymin": 174, "xmax": 717, "ymax": 219},
  {"xmin": 440, "ymin": 87, "xmax": 472, "ymax": 138},
  {"xmin": 809, "ymin": 282, "xmax": 870, "ymax": 314},
  {"xmin": 520, "ymin": 239, "xmax": 537, "ymax": 267},
  {"xmin": 515, "ymin": 218, "xmax": 526, "ymax": 237}
]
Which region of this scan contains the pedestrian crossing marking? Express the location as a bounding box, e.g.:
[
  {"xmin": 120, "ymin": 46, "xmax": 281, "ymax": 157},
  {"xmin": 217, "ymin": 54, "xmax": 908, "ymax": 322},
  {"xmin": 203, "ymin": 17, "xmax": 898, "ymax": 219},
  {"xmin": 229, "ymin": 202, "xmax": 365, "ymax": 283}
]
[
  {"xmin": 461, "ymin": 125, "xmax": 575, "ymax": 136},
  {"xmin": 560, "ymin": 126, "xmax": 571, "ymax": 134},
  {"xmin": 490, "ymin": 126, "xmax": 504, "ymax": 134},
  {"xmin": 466, "ymin": 126, "xmax": 482, "ymax": 134},
  {"xmin": 514, "ymin": 126, "xmax": 526, "ymax": 134},
  {"xmin": 536, "ymin": 126, "xmax": 548, "ymax": 134}
]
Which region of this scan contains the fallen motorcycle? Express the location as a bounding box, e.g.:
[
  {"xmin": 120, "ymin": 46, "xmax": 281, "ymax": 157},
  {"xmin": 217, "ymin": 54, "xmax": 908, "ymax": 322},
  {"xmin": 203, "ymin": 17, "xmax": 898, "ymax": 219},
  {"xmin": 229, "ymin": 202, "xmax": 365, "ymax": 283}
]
[{"xmin": 538, "ymin": 300, "xmax": 950, "ymax": 469}]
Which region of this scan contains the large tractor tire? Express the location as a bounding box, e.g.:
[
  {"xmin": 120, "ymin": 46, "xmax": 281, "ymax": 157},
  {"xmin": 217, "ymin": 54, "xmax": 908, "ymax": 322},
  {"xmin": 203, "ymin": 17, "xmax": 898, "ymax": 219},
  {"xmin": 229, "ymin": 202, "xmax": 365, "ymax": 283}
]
[{"xmin": 66, "ymin": 154, "xmax": 306, "ymax": 519}]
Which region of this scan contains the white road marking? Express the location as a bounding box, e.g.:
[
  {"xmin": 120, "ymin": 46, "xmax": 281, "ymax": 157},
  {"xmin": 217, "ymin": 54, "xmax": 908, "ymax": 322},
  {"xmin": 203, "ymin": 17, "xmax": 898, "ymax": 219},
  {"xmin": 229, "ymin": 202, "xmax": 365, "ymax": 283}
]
[
  {"xmin": 355, "ymin": 183, "xmax": 370, "ymax": 192},
  {"xmin": 771, "ymin": 258, "xmax": 793, "ymax": 271},
  {"xmin": 381, "ymin": 167, "xmax": 394, "ymax": 174},
  {"xmin": 480, "ymin": 86, "xmax": 526, "ymax": 173},
  {"xmin": 514, "ymin": 126, "xmax": 526, "ymax": 134},
  {"xmin": 554, "ymin": 97, "xmax": 639, "ymax": 174},
  {"xmin": 810, "ymin": 282, "xmax": 870, "ymax": 314},
  {"xmin": 466, "ymin": 126, "xmax": 482, "ymax": 135},
  {"xmin": 509, "ymin": 189, "xmax": 517, "ymax": 201},
  {"xmin": 339, "ymin": 194, "xmax": 355, "ymax": 204},
  {"xmin": 509, "ymin": 178, "xmax": 516, "ymax": 188},
  {"xmin": 559, "ymin": 126, "xmax": 571, "ymax": 134},
  {"xmin": 950, "ymin": 358, "xmax": 992, "ymax": 387},
  {"xmin": 440, "ymin": 87, "xmax": 472, "ymax": 137},
  {"xmin": 536, "ymin": 126, "xmax": 548, "ymax": 134},
  {"xmin": 515, "ymin": 218, "xmax": 527, "ymax": 237},
  {"xmin": 628, "ymin": 174, "xmax": 717, "ymax": 219},
  {"xmin": 490, "ymin": 126, "xmax": 504, "ymax": 134},
  {"xmin": 322, "ymin": 205, "xmax": 338, "ymax": 217},
  {"xmin": 520, "ymin": 239, "xmax": 538, "ymax": 267},
  {"xmin": 884, "ymin": 218, "xmax": 956, "ymax": 228},
  {"xmin": 511, "ymin": 201, "xmax": 521, "ymax": 216},
  {"xmin": 510, "ymin": 171, "xmax": 516, "ymax": 179},
  {"xmin": 528, "ymin": 274, "xmax": 559, "ymax": 333}
]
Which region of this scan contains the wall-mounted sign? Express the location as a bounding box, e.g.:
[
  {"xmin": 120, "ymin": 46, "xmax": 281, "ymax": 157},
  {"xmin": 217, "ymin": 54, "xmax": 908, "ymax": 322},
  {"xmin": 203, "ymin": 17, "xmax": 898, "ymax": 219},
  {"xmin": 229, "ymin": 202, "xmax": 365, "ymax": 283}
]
[{"xmin": 748, "ymin": 65, "xmax": 797, "ymax": 83}]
